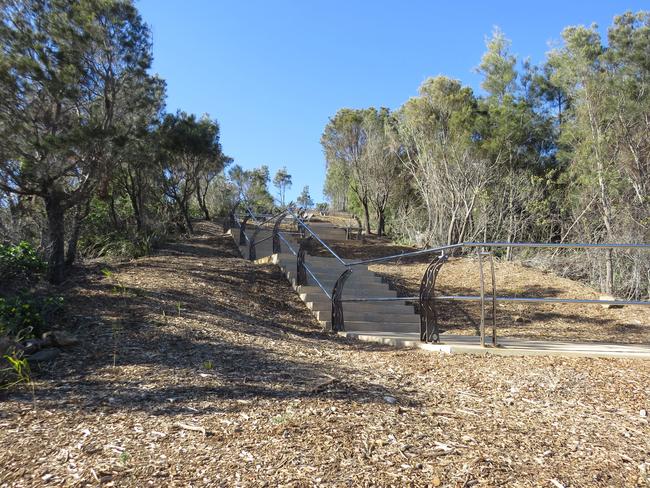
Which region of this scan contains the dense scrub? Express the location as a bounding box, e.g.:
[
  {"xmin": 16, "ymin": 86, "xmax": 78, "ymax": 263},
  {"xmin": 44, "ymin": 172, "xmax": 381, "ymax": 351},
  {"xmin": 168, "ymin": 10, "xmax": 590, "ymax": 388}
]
[{"xmin": 323, "ymin": 13, "xmax": 650, "ymax": 299}]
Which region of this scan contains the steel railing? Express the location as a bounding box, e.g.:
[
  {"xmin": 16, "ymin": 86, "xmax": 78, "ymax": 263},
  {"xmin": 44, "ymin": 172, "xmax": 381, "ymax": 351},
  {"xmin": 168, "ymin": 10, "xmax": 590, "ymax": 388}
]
[{"xmin": 229, "ymin": 206, "xmax": 650, "ymax": 347}]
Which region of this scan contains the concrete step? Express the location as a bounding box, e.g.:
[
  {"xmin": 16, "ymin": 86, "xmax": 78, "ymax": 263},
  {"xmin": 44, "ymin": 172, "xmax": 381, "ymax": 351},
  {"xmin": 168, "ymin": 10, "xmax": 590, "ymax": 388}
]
[
  {"xmin": 286, "ymin": 272, "xmax": 386, "ymax": 288},
  {"xmin": 320, "ymin": 321, "xmax": 420, "ymax": 333},
  {"xmin": 299, "ymin": 286, "xmax": 397, "ymax": 298},
  {"xmin": 304, "ymin": 300, "xmax": 416, "ymax": 313},
  {"xmin": 229, "ymin": 226, "xmax": 422, "ymax": 336},
  {"xmin": 312, "ymin": 309, "xmax": 419, "ymax": 323}
]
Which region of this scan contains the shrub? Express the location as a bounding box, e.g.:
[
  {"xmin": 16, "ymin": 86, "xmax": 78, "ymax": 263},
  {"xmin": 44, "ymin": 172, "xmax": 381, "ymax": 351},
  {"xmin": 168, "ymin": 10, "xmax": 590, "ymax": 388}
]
[
  {"xmin": 0, "ymin": 242, "xmax": 46, "ymax": 283},
  {"xmin": 0, "ymin": 295, "xmax": 64, "ymax": 339}
]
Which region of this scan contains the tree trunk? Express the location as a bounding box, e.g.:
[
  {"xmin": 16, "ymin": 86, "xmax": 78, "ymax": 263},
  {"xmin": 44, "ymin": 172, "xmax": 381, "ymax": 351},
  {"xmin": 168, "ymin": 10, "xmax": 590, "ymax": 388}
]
[
  {"xmin": 45, "ymin": 196, "xmax": 66, "ymax": 284},
  {"xmin": 109, "ymin": 194, "xmax": 121, "ymax": 230},
  {"xmin": 196, "ymin": 186, "xmax": 210, "ymax": 220},
  {"xmin": 362, "ymin": 198, "xmax": 371, "ymax": 235},
  {"xmin": 65, "ymin": 200, "xmax": 90, "ymax": 266},
  {"xmin": 377, "ymin": 209, "xmax": 385, "ymax": 237},
  {"xmin": 180, "ymin": 200, "xmax": 193, "ymax": 234}
]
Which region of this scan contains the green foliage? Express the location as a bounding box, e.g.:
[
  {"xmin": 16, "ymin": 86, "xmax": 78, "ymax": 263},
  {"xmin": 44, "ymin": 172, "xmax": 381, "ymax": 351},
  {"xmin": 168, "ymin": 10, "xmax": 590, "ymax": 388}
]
[
  {"xmin": 296, "ymin": 185, "xmax": 314, "ymax": 208},
  {"xmin": 0, "ymin": 242, "xmax": 46, "ymax": 283},
  {"xmin": 1, "ymin": 353, "xmax": 31, "ymax": 389},
  {"xmin": 0, "ymin": 295, "xmax": 64, "ymax": 338}
]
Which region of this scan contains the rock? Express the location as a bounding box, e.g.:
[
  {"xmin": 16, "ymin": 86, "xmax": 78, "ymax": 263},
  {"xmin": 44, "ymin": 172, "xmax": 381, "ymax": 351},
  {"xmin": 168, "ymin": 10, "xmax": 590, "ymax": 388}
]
[
  {"xmin": 513, "ymin": 315, "xmax": 527, "ymax": 323},
  {"xmin": 383, "ymin": 395, "xmax": 397, "ymax": 404},
  {"xmin": 49, "ymin": 331, "xmax": 79, "ymax": 347},
  {"xmin": 22, "ymin": 338, "xmax": 44, "ymax": 355},
  {"xmin": 640, "ymin": 409, "xmax": 647, "ymax": 418},
  {"xmin": 28, "ymin": 348, "xmax": 61, "ymax": 362},
  {"xmin": 0, "ymin": 336, "xmax": 16, "ymax": 357},
  {"xmin": 600, "ymin": 294, "xmax": 623, "ymax": 309}
]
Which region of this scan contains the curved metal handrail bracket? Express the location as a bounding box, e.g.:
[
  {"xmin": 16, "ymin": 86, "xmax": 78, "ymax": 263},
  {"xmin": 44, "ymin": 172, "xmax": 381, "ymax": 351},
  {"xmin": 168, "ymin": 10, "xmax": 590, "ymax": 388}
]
[
  {"xmin": 331, "ymin": 269, "xmax": 352, "ymax": 332},
  {"xmin": 272, "ymin": 214, "xmax": 287, "ymax": 254},
  {"xmin": 239, "ymin": 215, "xmax": 250, "ymax": 245},
  {"xmin": 249, "ymin": 227, "xmax": 261, "ymax": 261},
  {"xmin": 297, "ymin": 237, "xmax": 312, "ymax": 286},
  {"xmin": 419, "ymin": 254, "xmax": 448, "ymax": 343}
]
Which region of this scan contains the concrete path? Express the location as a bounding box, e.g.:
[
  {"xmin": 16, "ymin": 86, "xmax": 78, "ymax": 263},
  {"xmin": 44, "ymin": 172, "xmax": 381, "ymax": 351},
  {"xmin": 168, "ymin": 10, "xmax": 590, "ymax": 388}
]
[{"xmin": 341, "ymin": 331, "xmax": 650, "ymax": 359}]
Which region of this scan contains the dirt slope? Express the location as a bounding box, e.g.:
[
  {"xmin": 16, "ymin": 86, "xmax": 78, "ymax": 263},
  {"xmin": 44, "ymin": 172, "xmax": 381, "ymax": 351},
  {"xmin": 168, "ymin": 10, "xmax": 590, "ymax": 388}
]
[{"xmin": 1, "ymin": 221, "xmax": 648, "ymax": 487}]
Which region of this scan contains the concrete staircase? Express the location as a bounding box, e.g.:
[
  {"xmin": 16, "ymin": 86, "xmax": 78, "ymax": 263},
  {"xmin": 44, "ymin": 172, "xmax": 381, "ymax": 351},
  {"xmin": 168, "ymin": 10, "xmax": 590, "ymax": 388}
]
[{"xmin": 231, "ymin": 225, "xmax": 420, "ymax": 334}]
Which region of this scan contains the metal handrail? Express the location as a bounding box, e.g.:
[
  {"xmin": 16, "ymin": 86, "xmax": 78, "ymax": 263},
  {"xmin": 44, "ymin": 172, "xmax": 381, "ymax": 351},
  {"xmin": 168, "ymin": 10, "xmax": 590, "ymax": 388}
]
[
  {"xmin": 335, "ymin": 240, "xmax": 650, "ymax": 345},
  {"xmin": 233, "ymin": 214, "xmax": 251, "ymax": 244},
  {"xmin": 276, "ymin": 229, "xmax": 332, "ymax": 299},
  {"xmin": 347, "ymin": 241, "xmax": 650, "ymax": 267},
  {"xmin": 277, "ymin": 232, "xmax": 298, "ymax": 256},
  {"xmin": 348, "ymin": 243, "xmax": 460, "ymax": 267},
  {"xmin": 284, "ymin": 208, "xmax": 348, "ymax": 267}
]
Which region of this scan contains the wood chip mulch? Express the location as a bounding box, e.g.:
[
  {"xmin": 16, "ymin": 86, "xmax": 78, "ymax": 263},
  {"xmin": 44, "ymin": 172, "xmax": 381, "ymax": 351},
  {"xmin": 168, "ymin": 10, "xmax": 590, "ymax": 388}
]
[{"xmin": 1, "ymin": 221, "xmax": 649, "ymax": 487}]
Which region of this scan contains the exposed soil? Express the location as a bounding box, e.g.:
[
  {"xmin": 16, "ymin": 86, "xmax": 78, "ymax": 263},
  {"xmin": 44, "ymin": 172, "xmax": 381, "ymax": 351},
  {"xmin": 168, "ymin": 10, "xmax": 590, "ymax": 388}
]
[{"xmin": 1, "ymin": 221, "xmax": 649, "ymax": 487}]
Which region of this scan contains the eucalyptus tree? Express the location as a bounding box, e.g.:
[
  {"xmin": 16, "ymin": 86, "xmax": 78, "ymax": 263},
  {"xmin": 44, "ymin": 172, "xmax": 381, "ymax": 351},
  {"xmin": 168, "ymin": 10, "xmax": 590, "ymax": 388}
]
[
  {"xmin": 322, "ymin": 109, "xmax": 376, "ymax": 233},
  {"xmin": 0, "ymin": 0, "xmax": 154, "ymax": 283},
  {"xmin": 158, "ymin": 112, "xmax": 225, "ymax": 233},
  {"xmin": 273, "ymin": 167, "xmax": 292, "ymax": 206},
  {"xmin": 394, "ymin": 76, "xmax": 490, "ymax": 246},
  {"xmin": 547, "ymin": 12, "xmax": 650, "ymax": 294},
  {"xmin": 296, "ymin": 185, "xmax": 313, "ymax": 209},
  {"xmin": 363, "ymin": 108, "xmax": 400, "ymax": 237},
  {"xmin": 228, "ymin": 164, "xmax": 274, "ymax": 213}
]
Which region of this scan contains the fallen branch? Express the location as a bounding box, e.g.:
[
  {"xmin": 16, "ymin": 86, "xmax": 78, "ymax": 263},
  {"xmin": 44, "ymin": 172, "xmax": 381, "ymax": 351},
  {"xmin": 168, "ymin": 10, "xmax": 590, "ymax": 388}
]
[{"xmin": 174, "ymin": 422, "xmax": 208, "ymax": 436}]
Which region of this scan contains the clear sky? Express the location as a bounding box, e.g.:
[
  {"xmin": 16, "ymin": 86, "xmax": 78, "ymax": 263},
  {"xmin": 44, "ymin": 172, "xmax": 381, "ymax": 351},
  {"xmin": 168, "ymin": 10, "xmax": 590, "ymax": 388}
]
[{"xmin": 137, "ymin": 0, "xmax": 648, "ymax": 203}]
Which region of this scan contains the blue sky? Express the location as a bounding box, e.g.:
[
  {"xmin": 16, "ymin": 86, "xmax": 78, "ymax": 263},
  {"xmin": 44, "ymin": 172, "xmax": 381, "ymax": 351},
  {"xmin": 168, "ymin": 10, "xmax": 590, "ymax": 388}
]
[{"xmin": 137, "ymin": 0, "xmax": 648, "ymax": 203}]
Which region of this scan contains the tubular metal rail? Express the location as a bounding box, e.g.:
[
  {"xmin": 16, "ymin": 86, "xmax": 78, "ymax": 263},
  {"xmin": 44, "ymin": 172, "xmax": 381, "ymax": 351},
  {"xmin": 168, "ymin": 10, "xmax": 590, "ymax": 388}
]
[{"xmin": 232, "ymin": 207, "xmax": 650, "ymax": 347}]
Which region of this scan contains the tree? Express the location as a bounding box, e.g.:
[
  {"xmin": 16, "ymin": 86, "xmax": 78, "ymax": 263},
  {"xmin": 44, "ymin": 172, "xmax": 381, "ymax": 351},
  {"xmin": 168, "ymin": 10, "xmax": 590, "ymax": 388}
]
[
  {"xmin": 394, "ymin": 76, "xmax": 490, "ymax": 245},
  {"xmin": 158, "ymin": 112, "xmax": 225, "ymax": 233},
  {"xmin": 476, "ymin": 28, "xmax": 553, "ymax": 255},
  {"xmin": 228, "ymin": 164, "xmax": 274, "ymax": 212},
  {"xmin": 273, "ymin": 167, "xmax": 292, "ymax": 206},
  {"xmin": 363, "ymin": 108, "xmax": 400, "ymax": 237},
  {"xmin": 0, "ymin": 0, "xmax": 154, "ymax": 283},
  {"xmin": 321, "ymin": 109, "xmax": 372, "ymax": 233},
  {"xmin": 547, "ymin": 13, "xmax": 650, "ymax": 294},
  {"xmin": 296, "ymin": 185, "xmax": 313, "ymax": 208}
]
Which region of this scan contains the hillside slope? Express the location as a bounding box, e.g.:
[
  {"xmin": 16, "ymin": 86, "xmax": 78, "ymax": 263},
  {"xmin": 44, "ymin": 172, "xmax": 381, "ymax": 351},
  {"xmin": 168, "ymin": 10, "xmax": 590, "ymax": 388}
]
[{"xmin": 1, "ymin": 221, "xmax": 648, "ymax": 486}]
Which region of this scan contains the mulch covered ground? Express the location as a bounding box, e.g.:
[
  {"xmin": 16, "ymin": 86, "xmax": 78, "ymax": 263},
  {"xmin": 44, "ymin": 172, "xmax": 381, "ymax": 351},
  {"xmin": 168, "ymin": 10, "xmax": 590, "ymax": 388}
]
[{"xmin": 1, "ymin": 221, "xmax": 649, "ymax": 487}]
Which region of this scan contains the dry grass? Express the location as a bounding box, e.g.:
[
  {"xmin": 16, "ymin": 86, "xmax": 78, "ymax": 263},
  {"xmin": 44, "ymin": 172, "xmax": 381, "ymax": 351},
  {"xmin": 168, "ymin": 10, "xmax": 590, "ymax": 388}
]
[{"xmin": 0, "ymin": 222, "xmax": 649, "ymax": 486}]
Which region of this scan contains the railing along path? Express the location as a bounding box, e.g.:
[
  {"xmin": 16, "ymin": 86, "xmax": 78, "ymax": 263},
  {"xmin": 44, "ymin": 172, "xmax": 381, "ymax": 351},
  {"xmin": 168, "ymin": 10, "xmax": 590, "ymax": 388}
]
[{"xmin": 233, "ymin": 206, "xmax": 650, "ymax": 347}]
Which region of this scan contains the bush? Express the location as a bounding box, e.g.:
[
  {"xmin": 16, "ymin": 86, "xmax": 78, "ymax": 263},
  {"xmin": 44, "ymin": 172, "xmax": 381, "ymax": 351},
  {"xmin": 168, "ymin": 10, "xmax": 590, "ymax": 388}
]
[
  {"xmin": 0, "ymin": 242, "xmax": 46, "ymax": 283},
  {"xmin": 80, "ymin": 230, "xmax": 165, "ymax": 260},
  {"xmin": 0, "ymin": 295, "xmax": 64, "ymax": 339}
]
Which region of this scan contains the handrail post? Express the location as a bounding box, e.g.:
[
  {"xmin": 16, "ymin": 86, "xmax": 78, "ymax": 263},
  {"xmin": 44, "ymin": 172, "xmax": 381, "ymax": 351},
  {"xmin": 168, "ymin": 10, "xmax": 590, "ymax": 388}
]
[
  {"xmin": 419, "ymin": 253, "xmax": 448, "ymax": 343},
  {"xmin": 239, "ymin": 215, "xmax": 250, "ymax": 245},
  {"xmin": 249, "ymin": 227, "xmax": 260, "ymax": 261},
  {"xmin": 331, "ymin": 269, "xmax": 352, "ymax": 332},
  {"xmin": 297, "ymin": 237, "xmax": 312, "ymax": 286},
  {"xmin": 272, "ymin": 214, "xmax": 287, "ymax": 254},
  {"xmin": 478, "ymin": 251, "xmax": 486, "ymax": 347},
  {"xmin": 478, "ymin": 250, "xmax": 498, "ymax": 347}
]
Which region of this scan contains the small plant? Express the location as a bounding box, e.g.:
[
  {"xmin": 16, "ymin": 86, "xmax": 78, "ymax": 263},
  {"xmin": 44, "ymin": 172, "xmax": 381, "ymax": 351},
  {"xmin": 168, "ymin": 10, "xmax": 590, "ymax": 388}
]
[
  {"xmin": 271, "ymin": 412, "xmax": 293, "ymax": 425},
  {"xmin": 102, "ymin": 268, "xmax": 128, "ymax": 295},
  {"xmin": 0, "ymin": 295, "xmax": 64, "ymax": 338},
  {"xmin": 1, "ymin": 353, "xmax": 31, "ymax": 389},
  {"xmin": 119, "ymin": 450, "xmax": 130, "ymax": 465},
  {"xmin": 176, "ymin": 302, "xmax": 182, "ymax": 317},
  {"xmin": 0, "ymin": 241, "xmax": 46, "ymax": 284},
  {"xmin": 202, "ymin": 360, "xmax": 214, "ymax": 370}
]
